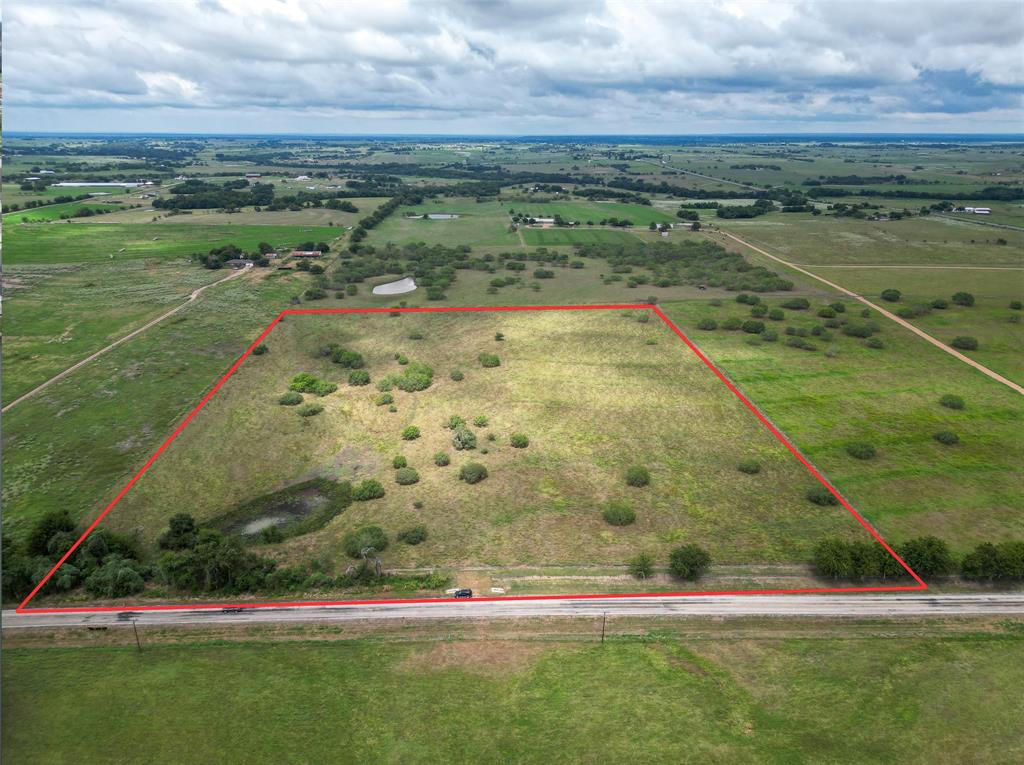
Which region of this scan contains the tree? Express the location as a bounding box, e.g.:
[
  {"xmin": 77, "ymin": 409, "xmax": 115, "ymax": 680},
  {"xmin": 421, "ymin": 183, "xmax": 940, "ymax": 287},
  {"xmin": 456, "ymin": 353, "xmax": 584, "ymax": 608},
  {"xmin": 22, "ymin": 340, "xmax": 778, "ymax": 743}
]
[
  {"xmin": 939, "ymin": 394, "xmax": 965, "ymax": 410},
  {"xmin": 352, "ymin": 479, "xmax": 385, "ymax": 501},
  {"xmin": 898, "ymin": 536, "xmax": 955, "ymax": 576},
  {"xmin": 951, "ymin": 291, "xmax": 975, "ymax": 307},
  {"xmin": 397, "ymin": 526, "xmax": 428, "ymax": 545},
  {"xmin": 813, "ymin": 538, "xmax": 854, "ymax": 579},
  {"xmin": 343, "ymin": 526, "xmax": 388, "ymax": 558},
  {"xmin": 26, "ymin": 509, "xmax": 76, "ymax": 557},
  {"xmin": 459, "ymin": 462, "xmax": 489, "ymax": 484},
  {"xmin": 158, "ymin": 513, "xmax": 198, "ymax": 550},
  {"xmin": 951, "ymin": 336, "xmax": 978, "ymax": 350},
  {"xmin": 880, "ymin": 289, "xmax": 902, "ymax": 302},
  {"xmin": 628, "ymin": 552, "xmax": 654, "ymax": 579},
  {"xmin": 84, "ymin": 555, "xmax": 147, "ymax": 598},
  {"xmin": 668, "ymin": 544, "xmax": 711, "ymax": 580}
]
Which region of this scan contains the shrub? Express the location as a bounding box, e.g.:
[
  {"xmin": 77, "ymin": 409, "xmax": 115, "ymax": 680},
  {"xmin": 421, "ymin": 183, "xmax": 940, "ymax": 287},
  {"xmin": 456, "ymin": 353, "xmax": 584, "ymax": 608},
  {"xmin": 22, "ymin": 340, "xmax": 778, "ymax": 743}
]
[
  {"xmin": 452, "ymin": 426, "xmax": 477, "ymax": 451},
  {"xmin": 768, "ymin": 308, "xmax": 785, "ymax": 321},
  {"xmin": 252, "ymin": 344, "xmax": 268, "ymax": 355},
  {"xmin": 413, "ymin": 500, "xmax": 424, "ymax": 509},
  {"xmin": 697, "ymin": 318, "xmax": 717, "ymax": 331},
  {"xmin": 395, "ymin": 467, "xmax": 420, "ymax": 485},
  {"xmin": 625, "ymin": 466, "xmax": 650, "ymax": 487},
  {"xmin": 84, "ymin": 556, "xmax": 147, "ymax": 598},
  {"xmin": 898, "ymin": 536, "xmax": 955, "ymax": 576},
  {"xmin": 450, "ymin": 369, "xmax": 465, "ymax": 381},
  {"xmin": 709, "ymin": 298, "xmax": 723, "ymax": 306},
  {"xmin": 628, "ymin": 552, "xmax": 654, "ymax": 579},
  {"xmin": 495, "ymin": 332, "xmax": 505, "ymax": 341},
  {"xmin": 750, "ymin": 304, "xmax": 768, "ymax": 318},
  {"xmin": 392, "ymin": 455, "xmax": 407, "ymax": 469},
  {"xmin": 1011, "ymin": 300, "xmax": 1023, "ymax": 310},
  {"xmin": 829, "ymin": 302, "xmax": 846, "ymax": 313},
  {"xmin": 737, "ymin": 459, "xmax": 760, "ymax": 474},
  {"xmin": 395, "ymin": 354, "xmax": 409, "ymax": 365},
  {"xmin": 668, "ymin": 544, "xmax": 711, "ymax": 580},
  {"xmin": 388, "ymin": 405, "xmax": 398, "ymax": 413},
  {"xmin": 479, "ymin": 353, "xmax": 501, "ymax": 367},
  {"xmin": 375, "ymin": 393, "xmax": 394, "ymax": 406},
  {"xmin": 278, "ymin": 391, "xmax": 303, "ymax": 406},
  {"xmin": 939, "ymin": 394, "xmax": 965, "ymax": 410},
  {"xmin": 817, "ymin": 307, "xmax": 836, "ymax": 318},
  {"xmin": 352, "ymin": 480, "xmax": 385, "ymax": 501},
  {"xmin": 380, "ymin": 361, "xmax": 434, "ymax": 392},
  {"xmin": 342, "ymin": 526, "xmax": 388, "ymax": 557},
  {"xmin": 330, "ymin": 347, "xmax": 365, "ymax": 369},
  {"xmin": 289, "ymin": 373, "xmax": 337, "ymax": 396},
  {"xmin": 260, "ymin": 525, "xmax": 284, "ymax": 544},
  {"xmin": 446, "ymin": 415, "xmax": 466, "ymax": 430},
  {"xmin": 434, "ymin": 452, "xmax": 451, "ymax": 466},
  {"xmin": 761, "ymin": 329, "xmax": 778, "ymax": 342},
  {"xmin": 931, "ymin": 298, "xmax": 948, "ymax": 309},
  {"xmin": 408, "ymin": 331, "xmax": 425, "ymax": 340},
  {"xmin": 806, "ymin": 486, "xmax": 838, "ymax": 506},
  {"xmin": 473, "ymin": 415, "xmax": 489, "ymax": 427},
  {"xmin": 880, "ymin": 288, "xmax": 901, "ymax": 302},
  {"xmin": 841, "ymin": 322, "xmax": 875, "ymax": 338},
  {"xmin": 846, "ymin": 442, "xmax": 876, "ymax": 460},
  {"xmin": 951, "ymin": 291, "xmax": 975, "ymax": 307},
  {"xmin": 401, "ymin": 426, "xmax": 421, "ymax": 440},
  {"xmin": 602, "ymin": 502, "xmax": 636, "ymax": 526},
  {"xmin": 781, "ymin": 297, "xmax": 810, "ymax": 310},
  {"xmin": 951, "ymin": 336, "xmax": 978, "ymax": 350},
  {"xmin": 348, "ymin": 369, "xmax": 371, "ymax": 386},
  {"xmin": 741, "ymin": 320, "xmax": 765, "ymax": 334},
  {"xmin": 934, "ymin": 430, "xmax": 960, "ymax": 445},
  {"xmin": 865, "ymin": 337, "xmax": 884, "ymax": 349},
  {"xmin": 721, "ymin": 317, "xmax": 742, "ymax": 331},
  {"xmin": 397, "ymin": 525, "xmax": 428, "ymax": 545},
  {"xmin": 510, "ymin": 433, "xmax": 530, "ymax": 448},
  {"xmin": 297, "ymin": 403, "xmax": 324, "ymax": 417},
  {"xmin": 459, "ymin": 462, "xmax": 489, "ymax": 484}
]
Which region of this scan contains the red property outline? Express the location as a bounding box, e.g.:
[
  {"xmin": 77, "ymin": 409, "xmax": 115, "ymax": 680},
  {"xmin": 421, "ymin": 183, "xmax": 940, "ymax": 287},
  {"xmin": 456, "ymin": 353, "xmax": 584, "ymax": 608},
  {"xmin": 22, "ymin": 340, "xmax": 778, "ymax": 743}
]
[{"xmin": 17, "ymin": 304, "xmax": 926, "ymax": 613}]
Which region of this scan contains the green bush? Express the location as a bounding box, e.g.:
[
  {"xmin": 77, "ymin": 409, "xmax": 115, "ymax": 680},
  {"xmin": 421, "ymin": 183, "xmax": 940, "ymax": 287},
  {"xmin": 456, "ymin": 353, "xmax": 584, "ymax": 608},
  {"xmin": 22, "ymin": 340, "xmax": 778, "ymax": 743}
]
[
  {"xmin": 395, "ymin": 467, "xmax": 420, "ymax": 485},
  {"xmin": 865, "ymin": 337, "xmax": 884, "ymax": 349},
  {"xmin": 459, "ymin": 462, "xmax": 489, "ymax": 484},
  {"xmin": 668, "ymin": 544, "xmax": 711, "ymax": 580},
  {"xmin": 343, "ymin": 526, "xmax": 388, "ymax": 557},
  {"xmin": 380, "ymin": 361, "xmax": 434, "ymax": 392},
  {"xmin": 846, "ymin": 442, "xmax": 876, "ymax": 460},
  {"xmin": 768, "ymin": 308, "xmax": 785, "ymax": 321},
  {"xmin": 951, "ymin": 336, "xmax": 978, "ymax": 350},
  {"xmin": 761, "ymin": 329, "xmax": 778, "ymax": 342},
  {"xmin": 352, "ymin": 480, "xmax": 385, "ymax": 501},
  {"xmin": 806, "ymin": 486, "xmax": 839, "ymax": 506},
  {"xmin": 434, "ymin": 452, "xmax": 451, "ymax": 466},
  {"xmin": 625, "ymin": 466, "xmax": 650, "ymax": 487},
  {"xmin": 951, "ymin": 291, "xmax": 975, "ymax": 307},
  {"xmin": 741, "ymin": 320, "xmax": 765, "ymax": 334},
  {"xmin": 510, "ymin": 433, "xmax": 530, "ymax": 448},
  {"xmin": 841, "ymin": 322, "xmax": 875, "ymax": 338},
  {"xmin": 781, "ymin": 298, "xmax": 810, "ymax": 310},
  {"xmin": 289, "ymin": 373, "xmax": 337, "ymax": 396},
  {"xmin": 829, "ymin": 302, "xmax": 846, "ymax": 313},
  {"xmin": 939, "ymin": 394, "xmax": 965, "ymax": 410},
  {"xmin": 474, "ymin": 415, "xmax": 489, "ymax": 427},
  {"xmin": 397, "ymin": 525, "xmax": 428, "ymax": 545},
  {"xmin": 348, "ymin": 369, "xmax": 371, "ymax": 386},
  {"xmin": 446, "ymin": 415, "xmax": 466, "ymax": 430},
  {"xmin": 450, "ymin": 369, "xmax": 465, "ymax": 381},
  {"xmin": 817, "ymin": 307, "xmax": 836, "ymax": 318},
  {"xmin": 278, "ymin": 391, "xmax": 303, "ymax": 406},
  {"xmin": 252, "ymin": 344, "xmax": 268, "ymax": 355},
  {"xmin": 479, "ymin": 353, "xmax": 501, "ymax": 367},
  {"xmin": 375, "ymin": 393, "xmax": 394, "ymax": 406},
  {"xmin": 408, "ymin": 331, "xmax": 425, "ymax": 340},
  {"xmin": 931, "ymin": 298, "xmax": 949, "ymax": 309},
  {"xmin": 880, "ymin": 288, "xmax": 901, "ymax": 302},
  {"xmin": 396, "ymin": 354, "xmax": 409, "ymax": 365},
  {"xmin": 721, "ymin": 317, "xmax": 742, "ymax": 331},
  {"xmin": 297, "ymin": 403, "xmax": 324, "ymax": 417},
  {"xmin": 898, "ymin": 536, "xmax": 955, "ymax": 576},
  {"xmin": 495, "ymin": 332, "xmax": 505, "ymax": 341},
  {"xmin": 697, "ymin": 318, "xmax": 717, "ymax": 330},
  {"xmin": 628, "ymin": 552, "xmax": 654, "ymax": 579},
  {"xmin": 84, "ymin": 556, "xmax": 147, "ymax": 598},
  {"xmin": 750, "ymin": 304, "xmax": 768, "ymax": 318},
  {"xmin": 452, "ymin": 426, "xmax": 477, "ymax": 450},
  {"xmin": 934, "ymin": 430, "xmax": 960, "ymax": 445},
  {"xmin": 602, "ymin": 502, "xmax": 636, "ymax": 526},
  {"xmin": 260, "ymin": 525, "xmax": 284, "ymax": 544},
  {"xmin": 1010, "ymin": 301, "xmax": 1022, "ymax": 310},
  {"xmin": 401, "ymin": 426, "xmax": 421, "ymax": 440},
  {"xmin": 392, "ymin": 455, "xmax": 407, "ymax": 469},
  {"xmin": 737, "ymin": 459, "xmax": 760, "ymax": 474}
]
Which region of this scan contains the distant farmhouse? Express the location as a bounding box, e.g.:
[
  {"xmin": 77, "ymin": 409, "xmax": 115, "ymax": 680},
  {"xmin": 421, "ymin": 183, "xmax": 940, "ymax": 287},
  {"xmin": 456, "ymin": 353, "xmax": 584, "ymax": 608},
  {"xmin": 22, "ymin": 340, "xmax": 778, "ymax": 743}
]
[{"xmin": 290, "ymin": 250, "xmax": 323, "ymax": 258}]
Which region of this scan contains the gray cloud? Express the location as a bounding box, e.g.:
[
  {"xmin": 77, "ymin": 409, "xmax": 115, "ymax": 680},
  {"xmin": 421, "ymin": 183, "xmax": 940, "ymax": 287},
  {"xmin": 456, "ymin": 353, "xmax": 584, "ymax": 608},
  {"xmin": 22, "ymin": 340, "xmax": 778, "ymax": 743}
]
[{"xmin": 5, "ymin": 0, "xmax": 1023, "ymax": 133}]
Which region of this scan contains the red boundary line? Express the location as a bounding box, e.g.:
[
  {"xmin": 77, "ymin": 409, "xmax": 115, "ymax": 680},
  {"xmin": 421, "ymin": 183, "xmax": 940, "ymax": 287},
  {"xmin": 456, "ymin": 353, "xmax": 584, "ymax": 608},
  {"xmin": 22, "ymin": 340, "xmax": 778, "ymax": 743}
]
[{"xmin": 17, "ymin": 303, "xmax": 925, "ymax": 614}]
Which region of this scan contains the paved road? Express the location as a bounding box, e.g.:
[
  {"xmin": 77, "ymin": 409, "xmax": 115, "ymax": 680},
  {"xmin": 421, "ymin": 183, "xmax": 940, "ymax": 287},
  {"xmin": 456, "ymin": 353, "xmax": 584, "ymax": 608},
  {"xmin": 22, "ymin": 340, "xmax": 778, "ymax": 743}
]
[
  {"xmin": 5, "ymin": 594, "xmax": 1024, "ymax": 630},
  {"xmin": 2, "ymin": 265, "xmax": 251, "ymax": 413},
  {"xmin": 714, "ymin": 229, "xmax": 1024, "ymax": 396}
]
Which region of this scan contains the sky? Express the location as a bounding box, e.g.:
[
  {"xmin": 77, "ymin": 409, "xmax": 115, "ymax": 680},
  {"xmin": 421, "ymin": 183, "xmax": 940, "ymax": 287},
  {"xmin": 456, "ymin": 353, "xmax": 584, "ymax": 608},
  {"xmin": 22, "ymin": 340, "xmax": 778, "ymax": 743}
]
[{"xmin": 5, "ymin": 0, "xmax": 1024, "ymax": 135}]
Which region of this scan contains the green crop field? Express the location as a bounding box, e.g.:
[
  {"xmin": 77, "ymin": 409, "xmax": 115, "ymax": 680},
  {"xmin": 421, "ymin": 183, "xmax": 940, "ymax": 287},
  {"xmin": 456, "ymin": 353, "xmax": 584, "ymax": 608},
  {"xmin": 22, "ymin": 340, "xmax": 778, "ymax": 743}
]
[
  {"xmin": 5, "ymin": 630, "xmax": 1023, "ymax": 764},
  {"xmin": 4, "ymin": 222, "xmax": 344, "ymax": 264},
  {"xmin": 4, "ymin": 200, "xmax": 130, "ymax": 222},
  {"xmin": 105, "ymin": 309, "xmax": 870, "ymax": 579}
]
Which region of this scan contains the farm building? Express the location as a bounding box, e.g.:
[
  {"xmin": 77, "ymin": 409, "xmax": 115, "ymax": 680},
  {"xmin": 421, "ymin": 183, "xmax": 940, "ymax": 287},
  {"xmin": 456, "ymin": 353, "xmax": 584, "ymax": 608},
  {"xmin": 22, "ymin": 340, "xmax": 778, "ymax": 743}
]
[
  {"xmin": 290, "ymin": 250, "xmax": 323, "ymax": 258},
  {"xmin": 962, "ymin": 207, "xmax": 992, "ymax": 215},
  {"xmin": 223, "ymin": 259, "xmax": 251, "ymax": 269}
]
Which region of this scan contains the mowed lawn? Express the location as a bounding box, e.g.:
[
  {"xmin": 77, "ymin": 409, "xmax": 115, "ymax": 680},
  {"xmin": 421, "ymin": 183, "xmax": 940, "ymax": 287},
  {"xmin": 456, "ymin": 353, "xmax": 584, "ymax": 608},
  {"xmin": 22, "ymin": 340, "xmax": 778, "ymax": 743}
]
[
  {"xmin": 3, "ymin": 200, "xmax": 129, "ymax": 222},
  {"xmin": 107, "ymin": 310, "xmax": 869, "ymax": 568},
  {"xmin": 3, "ymin": 222, "xmax": 344, "ymax": 264},
  {"xmin": 662, "ymin": 298, "xmax": 1024, "ymax": 550},
  {"xmin": 371, "ymin": 199, "xmax": 521, "ymax": 247},
  {"xmin": 2, "ymin": 260, "xmax": 228, "ymax": 404},
  {"xmin": 5, "ymin": 633, "xmax": 1023, "ymax": 764},
  {"xmin": 521, "ymin": 227, "xmax": 642, "ymax": 246}
]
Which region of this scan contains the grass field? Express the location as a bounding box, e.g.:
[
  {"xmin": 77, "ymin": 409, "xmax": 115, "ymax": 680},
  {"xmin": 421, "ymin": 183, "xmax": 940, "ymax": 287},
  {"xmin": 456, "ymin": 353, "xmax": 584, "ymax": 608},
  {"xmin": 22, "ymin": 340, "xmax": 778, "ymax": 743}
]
[
  {"xmin": 371, "ymin": 199, "xmax": 521, "ymax": 247},
  {"xmin": 5, "ymin": 629, "xmax": 1023, "ymax": 764},
  {"xmin": 4, "ymin": 222, "xmax": 344, "ymax": 264},
  {"xmin": 662, "ymin": 298, "xmax": 1024, "ymax": 550},
  {"xmin": 4, "ymin": 200, "xmax": 130, "ymax": 222},
  {"xmin": 520, "ymin": 227, "xmax": 642, "ymax": 246},
  {"xmin": 104, "ymin": 309, "xmax": 871, "ymax": 574},
  {"xmin": 82, "ymin": 197, "xmax": 387, "ymax": 228},
  {"xmin": 513, "ymin": 201, "xmax": 679, "ymax": 226},
  {"xmin": 2, "ymin": 260, "xmax": 229, "ymax": 404}
]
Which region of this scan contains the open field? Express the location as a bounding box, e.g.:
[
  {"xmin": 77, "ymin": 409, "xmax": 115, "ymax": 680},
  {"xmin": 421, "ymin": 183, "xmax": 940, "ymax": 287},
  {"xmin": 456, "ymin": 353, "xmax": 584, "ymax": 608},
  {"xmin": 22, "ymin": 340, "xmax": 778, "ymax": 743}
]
[
  {"xmin": 2, "ymin": 260, "xmax": 228, "ymax": 404},
  {"xmin": 4, "ymin": 627, "xmax": 1023, "ymax": 764},
  {"xmin": 3, "ymin": 200, "xmax": 131, "ymax": 222},
  {"xmin": 662, "ymin": 298, "xmax": 1024, "ymax": 550},
  {"xmin": 4, "ymin": 222, "xmax": 343, "ymax": 264},
  {"xmin": 520, "ymin": 227, "xmax": 642, "ymax": 246},
  {"xmin": 105, "ymin": 310, "xmax": 871, "ymax": 573},
  {"xmin": 370, "ymin": 199, "xmax": 521, "ymax": 247},
  {"xmin": 512, "ymin": 201, "xmax": 679, "ymax": 226},
  {"xmin": 79, "ymin": 197, "xmax": 387, "ymax": 227}
]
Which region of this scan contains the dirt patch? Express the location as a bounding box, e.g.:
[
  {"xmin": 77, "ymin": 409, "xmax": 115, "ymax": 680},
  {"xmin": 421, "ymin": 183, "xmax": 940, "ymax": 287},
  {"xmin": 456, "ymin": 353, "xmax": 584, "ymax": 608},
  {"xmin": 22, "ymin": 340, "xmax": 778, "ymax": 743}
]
[
  {"xmin": 328, "ymin": 445, "xmax": 381, "ymax": 481},
  {"xmin": 399, "ymin": 640, "xmax": 557, "ymax": 677}
]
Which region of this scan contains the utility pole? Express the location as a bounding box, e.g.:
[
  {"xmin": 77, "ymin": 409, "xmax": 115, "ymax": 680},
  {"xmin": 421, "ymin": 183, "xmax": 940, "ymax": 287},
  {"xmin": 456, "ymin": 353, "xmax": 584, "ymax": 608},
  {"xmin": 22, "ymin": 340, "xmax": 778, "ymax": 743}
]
[
  {"xmin": 132, "ymin": 619, "xmax": 142, "ymax": 653},
  {"xmin": 600, "ymin": 612, "xmax": 607, "ymax": 645}
]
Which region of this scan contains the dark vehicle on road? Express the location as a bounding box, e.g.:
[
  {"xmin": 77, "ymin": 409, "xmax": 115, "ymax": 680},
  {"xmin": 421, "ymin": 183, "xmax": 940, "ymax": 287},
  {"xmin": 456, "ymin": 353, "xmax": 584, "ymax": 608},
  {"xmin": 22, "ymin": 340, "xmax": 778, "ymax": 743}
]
[
  {"xmin": 453, "ymin": 589, "xmax": 473, "ymax": 598},
  {"xmin": 221, "ymin": 607, "xmax": 248, "ymax": 614}
]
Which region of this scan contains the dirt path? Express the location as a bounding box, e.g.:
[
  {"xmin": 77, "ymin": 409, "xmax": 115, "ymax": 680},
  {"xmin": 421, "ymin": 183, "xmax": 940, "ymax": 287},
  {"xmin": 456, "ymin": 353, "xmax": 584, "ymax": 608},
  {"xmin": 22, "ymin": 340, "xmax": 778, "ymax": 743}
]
[
  {"xmin": 2, "ymin": 266, "xmax": 251, "ymax": 413},
  {"xmin": 516, "ymin": 226, "xmax": 527, "ymax": 247},
  {"xmin": 792, "ymin": 264, "xmax": 1024, "ymax": 270},
  {"xmin": 714, "ymin": 230, "xmax": 1024, "ymax": 396}
]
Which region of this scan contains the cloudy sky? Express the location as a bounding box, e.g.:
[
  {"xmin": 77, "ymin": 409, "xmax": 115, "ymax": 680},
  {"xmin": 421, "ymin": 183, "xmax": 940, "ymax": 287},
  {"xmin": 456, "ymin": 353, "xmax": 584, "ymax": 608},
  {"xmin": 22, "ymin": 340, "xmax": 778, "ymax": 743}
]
[{"xmin": 5, "ymin": 0, "xmax": 1023, "ymax": 135}]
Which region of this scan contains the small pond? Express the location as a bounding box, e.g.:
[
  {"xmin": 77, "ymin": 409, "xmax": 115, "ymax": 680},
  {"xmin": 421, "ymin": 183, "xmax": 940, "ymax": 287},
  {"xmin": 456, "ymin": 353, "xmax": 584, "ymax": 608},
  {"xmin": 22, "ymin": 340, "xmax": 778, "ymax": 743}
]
[{"xmin": 372, "ymin": 276, "xmax": 418, "ymax": 295}]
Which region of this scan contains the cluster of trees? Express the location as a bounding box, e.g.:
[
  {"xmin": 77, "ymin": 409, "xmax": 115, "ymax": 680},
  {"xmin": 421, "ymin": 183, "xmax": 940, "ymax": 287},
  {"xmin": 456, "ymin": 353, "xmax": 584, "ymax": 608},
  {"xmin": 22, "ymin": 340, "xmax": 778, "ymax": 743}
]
[
  {"xmin": 814, "ymin": 536, "xmax": 1024, "ymax": 582},
  {"xmin": 809, "ymin": 185, "xmax": 1024, "ymax": 201},
  {"xmin": 628, "ymin": 544, "xmax": 711, "ymax": 581},
  {"xmin": 576, "ymin": 240, "xmax": 794, "ymax": 293},
  {"xmin": 716, "ymin": 199, "xmax": 775, "ymax": 219},
  {"xmin": 348, "ymin": 195, "xmax": 408, "ymax": 243},
  {"xmin": 154, "ymin": 178, "xmax": 275, "ymax": 210}
]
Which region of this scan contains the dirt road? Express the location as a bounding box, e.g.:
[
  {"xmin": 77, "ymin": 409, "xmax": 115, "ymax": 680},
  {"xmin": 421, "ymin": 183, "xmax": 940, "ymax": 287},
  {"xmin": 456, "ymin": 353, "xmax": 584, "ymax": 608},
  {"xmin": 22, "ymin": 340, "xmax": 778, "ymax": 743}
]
[
  {"xmin": 2, "ymin": 265, "xmax": 251, "ymax": 413},
  {"xmin": 714, "ymin": 229, "xmax": 1024, "ymax": 396}
]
